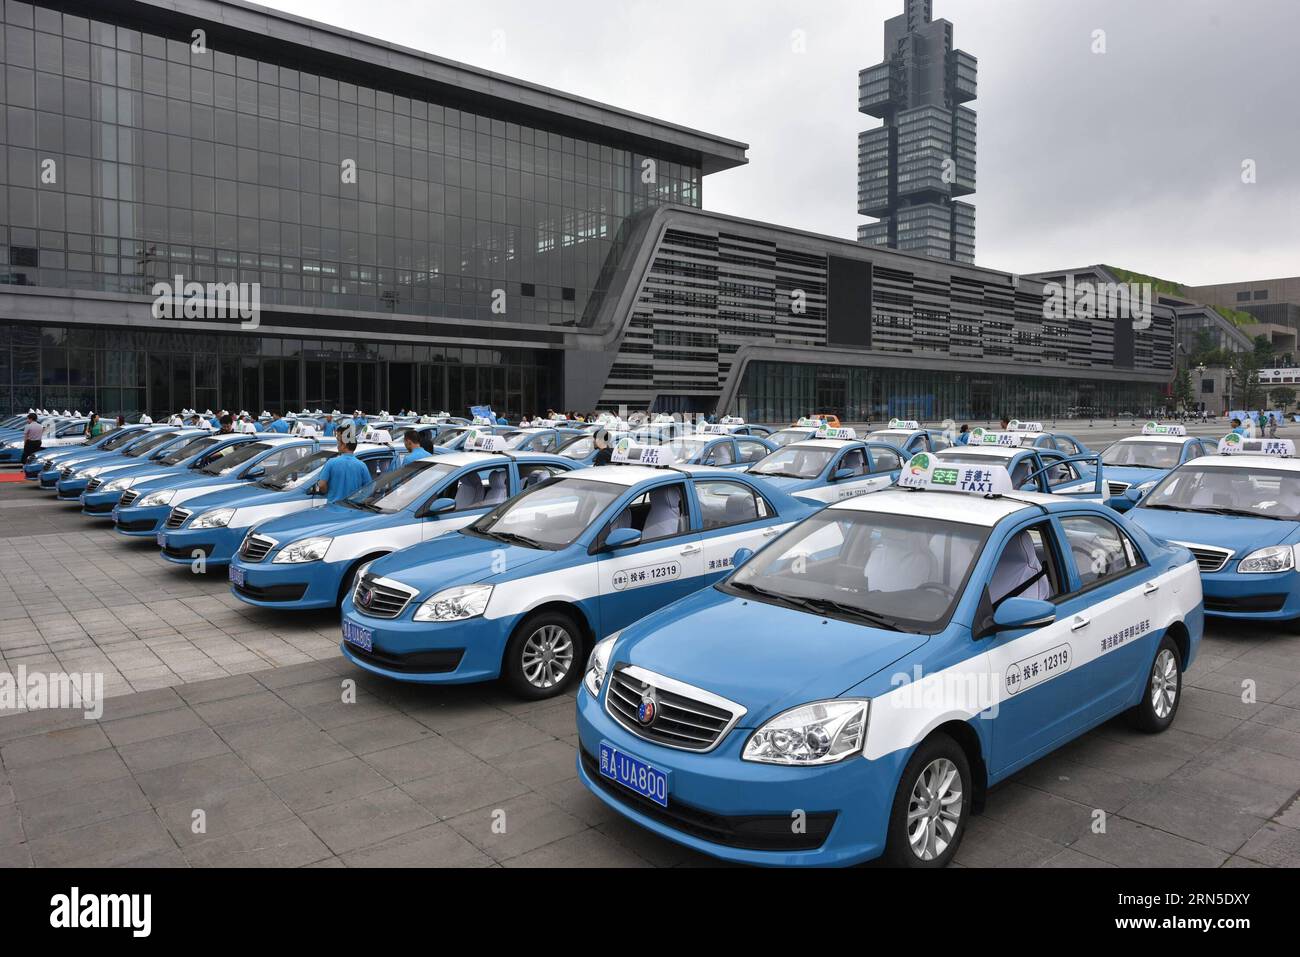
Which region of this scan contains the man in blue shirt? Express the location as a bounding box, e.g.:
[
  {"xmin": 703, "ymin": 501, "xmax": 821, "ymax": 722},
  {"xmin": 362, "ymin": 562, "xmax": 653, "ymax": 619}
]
[
  {"xmin": 322, "ymin": 413, "xmax": 336, "ymax": 437},
  {"xmin": 314, "ymin": 436, "xmax": 373, "ymax": 503},
  {"xmin": 401, "ymin": 429, "xmax": 432, "ymax": 464},
  {"xmin": 267, "ymin": 411, "xmax": 291, "ymax": 434}
]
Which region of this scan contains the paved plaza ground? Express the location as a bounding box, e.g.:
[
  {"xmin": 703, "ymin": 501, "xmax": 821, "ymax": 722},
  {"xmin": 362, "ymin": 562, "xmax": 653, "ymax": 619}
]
[{"xmin": 0, "ymin": 420, "xmax": 1296, "ymax": 867}]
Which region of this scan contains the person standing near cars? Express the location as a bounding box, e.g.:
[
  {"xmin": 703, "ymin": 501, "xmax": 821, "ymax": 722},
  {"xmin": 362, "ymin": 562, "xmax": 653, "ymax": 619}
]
[
  {"xmin": 21, "ymin": 413, "xmax": 43, "ymax": 465},
  {"xmin": 314, "ymin": 435, "xmax": 372, "ymax": 502},
  {"xmin": 401, "ymin": 429, "xmax": 432, "ymax": 464}
]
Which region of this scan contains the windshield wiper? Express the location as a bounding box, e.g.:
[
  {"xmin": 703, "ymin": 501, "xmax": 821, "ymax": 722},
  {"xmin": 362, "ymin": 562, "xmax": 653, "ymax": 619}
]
[
  {"xmin": 756, "ymin": 471, "xmax": 809, "ymax": 479},
  {"xmin": 344, "ymin": 500, "xmax": 382, "ymax": 512},
  {"xmin": 799, "ymin": 597, "xmax": 905, "ymax": 631},
  {"xmin": 485, "ymin": 530, "xmax": 550, "ymax": 549},
  {"xmin": 1194, "ymin": 506, "xmax": 1292, "ymax": 521}
]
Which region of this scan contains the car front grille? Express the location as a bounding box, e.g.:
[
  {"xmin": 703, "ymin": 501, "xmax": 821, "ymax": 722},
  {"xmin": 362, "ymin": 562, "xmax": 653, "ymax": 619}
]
[
  {"xmin": 118, "ymin": 489, "xmax": 140, "ymax": 508},
  {"xmin": 604, "ymin": 665, "xmax": 745, "ymax": 753},
  {"xmin": 60, "ymin": 466, "xmax": 74, "ymax": 479},
  {"xmin": 165, "ymin": 507, "xmax": 191, "ymax": 530},
  {"xmin": 1106, "ymin": 481, "xmax": 1130, "ymax": 497},
  {"xmin": 1173, "ymin": 541, "xmax": 1234, "ymax": 573},
  {"xmin": 240, "ymin": 533, "xmax": 276, "ymax": 563},
  {"xmin": 352, "ymin": 574, "xmax": 417, "ymax": 619},
  {"xmin": 86, "ymin": 477, "xmax": 103, "ymax": 492}
]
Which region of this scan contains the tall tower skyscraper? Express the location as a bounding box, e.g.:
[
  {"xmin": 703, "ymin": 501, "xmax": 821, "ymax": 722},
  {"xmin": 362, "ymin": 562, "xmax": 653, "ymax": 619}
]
[{"xmin": 857, "ymin": 0, "xmax": 977, "ymax": 262}]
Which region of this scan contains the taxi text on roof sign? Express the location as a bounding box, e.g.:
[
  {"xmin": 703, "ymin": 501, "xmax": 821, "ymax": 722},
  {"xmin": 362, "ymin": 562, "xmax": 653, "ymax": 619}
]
[
  {"xmin": 815, "ymin": 426, "xmax": 857, "ymax": 440},
  {"xmin": 888, "ymin": 418, "xmax": 920, "ymax": 431},
  {"xmin": 698, "ymin": 423, "xmax": 734, "ymax": 434},
  {"xmin": 1008, "ymin": 420, "xmax": 1045, "ymax": 433},
  {"xmin": 970, "ymin": 428, "xmax": 1022, "ymax": 447},
  {"xmin": 1217, "ymin": 433, "xmax": 1295, "ymax": 457},
  {"xmin": 898, "ymin": 452, "xmax": 1016, "ymax": 495},
  {"xmin": 465, "ymin": 430, "xmax": 506, "ymax": 453},
  {"xmin": 1142, "ymin": 422, "xmax": 1187, "ymax": 437},
  {"xmin": 611, "ymin": 439, "xmax": 667, "ymax": 467},
  {"xmin": 795, "ymin": 417, "xmax": 826, "ymax": 428}
]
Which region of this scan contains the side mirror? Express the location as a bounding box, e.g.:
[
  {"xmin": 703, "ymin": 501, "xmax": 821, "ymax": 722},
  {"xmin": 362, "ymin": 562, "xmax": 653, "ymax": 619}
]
[
  {"xmin": 833, "ymin": 468, "xmax": 855, "ymax": 481},
  {"xmin": 243, "ymin": 466, "xmax": 265, "ymax": 479},
  {"xmin": 1125, "ymin": 486, "xmax": 1145, "ymax": 504},
  {"xmin": 605, "ymin": 527, "xmax": 642, "ymax": 550},
  {"xmin": 992, "ymin": 597, "xmax": 1056, "ymax": 631},
  {"xmin": 732, "ymin": 546, "xmax": 754, "ymax": 569},
  {"xmin": 422, "ymin": 497, "xmax": 456, "ymax": 517}
]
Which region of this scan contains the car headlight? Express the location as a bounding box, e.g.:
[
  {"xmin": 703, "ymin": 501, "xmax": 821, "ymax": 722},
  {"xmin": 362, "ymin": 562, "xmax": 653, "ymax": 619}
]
[
  {"xmin": 103, "ymin": 477, "xmax": 135, "ymax": 492},
  {"xmin": 743, "ymin": 699, "xmax": 870, "ymax": 766},
  {"xmin": 1238, "ymin": 545, "xmax": 1295, "ymax": 574},
  {"xmin": 82, "ymin": 467, "xmax": 102, "ymax": 478},
  {"xmin": 189, "ymin": 507, "xmax": 234, "ymax": 529},
  {"xmin": 271, "ymin": 536, "xmax": 332, "ymax": 563},
  {"xmin": 1135, "ymin": 481, "xmax": 1156, "ymax": 494},
  {"xmin": 412, "ymin": 584, "xmax": 493, "ymax": 622},
  {"xmin": 583, "ymin": 633, "xmax": 618, "ymax": 697},
  {"xmin": 139, "ymin": 490, "xmax": 175, "ymax": 508}
]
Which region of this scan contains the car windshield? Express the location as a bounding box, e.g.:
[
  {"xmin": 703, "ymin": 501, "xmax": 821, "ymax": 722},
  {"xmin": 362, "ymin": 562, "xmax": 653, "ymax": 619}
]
[
  {"xmin": 658, "ymin": 437, "xmax": 708, "ymax": 464},
  {"xmin": 437, "ymin": 428, "xmax": 469, "ymax": 446},
  {"xmin": 1141, "ymin": 466, "xmax": 1300, "ymax": 520},
  {"xmin": 199, "ymin": 441, "xmax": 272, "ymax": 475},
  {"xmin": 468, "ymin": 477, "xmax": 625, "ymax": 549},
  {"xmin": 749, "ymin": 445, "xmax": 834, "ymax": 479},
  {"xmin": 101, "ymin": 429, "xmax": 141, "ymax": 450},
  {"xmin": 124, "ymin": 432, "xmax": 179, "ymax": 457},
  {"xmin": 768, "ymin": 429, "xmax": 813, "ymax": 448},
  {"xmin": 724, "ymin": 510, "xmax": 988, "ymax": 632},
  {"xmin": 867, "ymin": 430, "xmax": 910, "ymax": 444},
  {"xmin": 343, "ymin": 460, "xmax": 453, "ymax": 513},
  {"xmin": 505, "ymin": 431, "xmax": 543, "ymax": 449},
  {"xmin": 1102, "ymin": 441, "xmax": 1182, "ymax": 469},
  {"xmin": 260, "ymin": 450, "xmax": 335, "ymax": 489},
  {"xmin": 161, "ymin": 437, "xmax": 219, "ymax": 466}
]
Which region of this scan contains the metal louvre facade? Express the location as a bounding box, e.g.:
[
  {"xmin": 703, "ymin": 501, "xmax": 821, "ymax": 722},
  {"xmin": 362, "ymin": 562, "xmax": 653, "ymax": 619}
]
[{"xmin": 589, "ymin": 209, "xmax": 1175, "ymax": 416}]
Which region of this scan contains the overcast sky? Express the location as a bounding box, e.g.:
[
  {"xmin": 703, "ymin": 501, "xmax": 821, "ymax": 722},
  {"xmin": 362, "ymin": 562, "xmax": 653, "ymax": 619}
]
[{"xmin": 264, "ymin": 0, "xmax": 1299, "ymax": 285}]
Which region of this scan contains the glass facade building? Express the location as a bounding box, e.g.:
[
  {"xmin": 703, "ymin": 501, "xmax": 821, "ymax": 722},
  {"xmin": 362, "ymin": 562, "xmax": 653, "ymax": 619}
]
[{"xmin": 0, "ymin": 0, "xmax": 742, "ymax": 417}]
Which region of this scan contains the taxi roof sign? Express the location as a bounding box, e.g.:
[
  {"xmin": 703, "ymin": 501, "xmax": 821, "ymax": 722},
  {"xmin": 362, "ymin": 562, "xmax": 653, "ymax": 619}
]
[
  {"xmin": 611, "ymin": 438, "xmax": 667, "ymax": 467},
  {"xmin": 1142, "ymin": 422, "xmax": 1187, "ymax": 437},
  {"xmin": 815, "ymin": 426, "xmax": 858, "ymax": 440},
  {"xmin": 1217, "ymin": 433, "xmax": 1295, "ymax": 457},
  {"xmin": 899, "ymin": 452, "xmax": 1015, "ymax": 495},
  {"xmin": 1008, "ymin": 420, "xmax": 1045, "ymax": 433},
  {"xmin": 795, "ymin": 416, "xmax": 827, "ymax": 429},
  {"xmin": 970, "ymin": 428, "xmax": 1023, "ymax": 447},
  {"xmin": 888, "ymin": 419, "xmax": 921, "ymax": 431},
  {"xmin": 699, "ymin": 423, "xmax": 735, "ymax": 435},
  {"xmin": 465, "ymin": 429, "xmax": 506, "ymax": 453}
]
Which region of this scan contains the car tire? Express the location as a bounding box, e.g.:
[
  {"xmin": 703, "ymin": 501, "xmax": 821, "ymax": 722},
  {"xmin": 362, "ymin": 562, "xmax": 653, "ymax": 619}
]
[
  {"xmin": 1126, "ymin": 633, "xmax": 1182, "ymax": 733},
  {"xmin": 502, "ymin": 610, "xmax": 583, "ymax": 700},
  {"xmin": 883, "ymin": 732, "xmax": 971, "ymax": 868}
]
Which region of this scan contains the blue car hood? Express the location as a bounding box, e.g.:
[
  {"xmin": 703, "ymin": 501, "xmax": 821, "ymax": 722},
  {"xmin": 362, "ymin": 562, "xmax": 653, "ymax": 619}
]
[
  {"xmin": 254, "ymin": 502, "xmax": 407, "ymax": 541},
  {"xmin": 365, "ymin": 533, "xmax": 553, "ymax": 592},
  {"xmin": 185, "ymin": 482, "xmax": 307, "ymax": 512},
  {"xmin": 1130, "ymin": 507, "xmax": 1298, "ymax": 553},
  {"xmin": 1104, "ymin": 466, "xmax": 1170, "ymax": 487},
  {"xmin": 132, "ymin": 470, "xmax": 243, "ymax": 494},
  {"xmin": 747, "ymin": 474, "xmax": 812, "ymax": 493},
  {"xmin": 616, "ymin": 588, "xmax": 928, "ymax": 726}
]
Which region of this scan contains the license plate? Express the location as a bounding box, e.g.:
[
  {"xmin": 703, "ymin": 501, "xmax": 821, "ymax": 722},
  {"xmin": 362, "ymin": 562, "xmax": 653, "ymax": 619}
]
[
  {"xmin": 228, "ymin": 565, "xmax": 245, "ymax": 587},
  {"xmin": 599, "ymin": 743, "xmax": 668, "ymax": 807},
  {"xmin": 342, "ymin": 620, "xmax": 373, "ymax": 653}
]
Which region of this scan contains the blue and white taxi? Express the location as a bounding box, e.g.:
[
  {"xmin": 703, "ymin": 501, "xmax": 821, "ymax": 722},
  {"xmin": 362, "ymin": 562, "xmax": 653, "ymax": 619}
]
[
  {"xmin": 0, "ymin": 417, "xmax": 88, "ymax": 463},
  {"xmin": 64, "ymin": 429, "xmax": 209, "ymax": 509},
  {"xmin": 110, "ymin": 436, "xmax": 323, "ymax": 538},
  {"xmin": 746, "ymin": 427, "xmax": 904, "ymax": 504},
  {"xmin": 338, "ymin": 455, "xmax": 815, "ymax": 698},
  {"xmin": 656, "ymin": 429, "xmax": 776, "ymax": 470},
  {"xmin": 865, "ymin": 419, "xmax": 952, "ymax": 456},
  {"xmin": 77, "ymin": 432, "xmax": 261, "ymax": 518},
  {"xmin": 44, "ymin": 426, "xmax": 179, "ymax": 493},
  {"xmin": 1098, "ymin": 423, "xmax": 1219, "ymax": 504},
  {"xmin": 1128, "ymin": 435, "xmax": 1300, "ymax": 621},
  {"xmin": 25, "ymin": 423, "xmax": 147, "ymax": 481},
  {"xmin": 764, "ymin": 418, "xmax": 830, "ymax": 449},
  {"xmin": 228, "ymin": 438, "xmax": 578, "ymax": 610},
  {"xmin": 932, "ymin": 441, "xmax": 1120, "ymax": 507},
  {"xmin": 155, "ymin": 444, "xmax": 399, "ymax": 566},
  {"xmin": 576, "ymin": 457, "xmax": 1202, "ymax": 866}
]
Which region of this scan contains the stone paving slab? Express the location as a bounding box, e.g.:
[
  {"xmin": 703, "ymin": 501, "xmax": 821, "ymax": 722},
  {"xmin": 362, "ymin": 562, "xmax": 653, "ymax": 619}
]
[{"xmin": 1, "ymin": 448, "xmax": 1299, "ymax": 867}]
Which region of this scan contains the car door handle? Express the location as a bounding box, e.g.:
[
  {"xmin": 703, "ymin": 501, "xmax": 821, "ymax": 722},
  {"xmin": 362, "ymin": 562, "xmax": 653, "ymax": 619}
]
[
  {"xmin": 762, "ymin": 527, "xmax": 781, "ymax": 537},
  {"xmin": 680, "ymin": 544, "xmax": 702, "ymax": 556},
  {"xmin": 1070, "ymin": 615, "xmax": 1091, "ymax": 632},
  {"xmin": 1143, "ymin": 581, "xmax": 1160, "ymax": 596}
]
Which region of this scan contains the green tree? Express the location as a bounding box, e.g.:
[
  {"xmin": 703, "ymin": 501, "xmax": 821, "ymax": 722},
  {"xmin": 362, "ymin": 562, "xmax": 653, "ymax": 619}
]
[
  {"xmin": 1236, "ymin": 351, "xmax": 1263, "ymax": 409},
  {"xmin": 1173, "ymin": 368, "xmax": 1194, "ymax": 410},
  {"xmin": 1270, "ymin": 386, "xmax": 1296, "ymax": 409}
]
